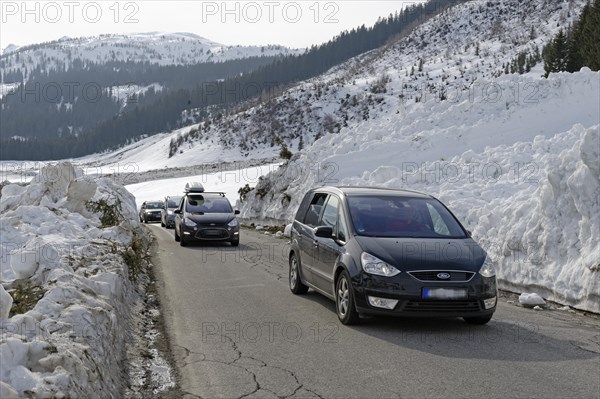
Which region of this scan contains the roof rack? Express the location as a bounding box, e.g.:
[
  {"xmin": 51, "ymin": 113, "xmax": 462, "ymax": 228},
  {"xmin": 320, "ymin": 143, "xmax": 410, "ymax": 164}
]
[{"xmin": 184, "ymin": 183, "xmax": 225, "ymax": 197}]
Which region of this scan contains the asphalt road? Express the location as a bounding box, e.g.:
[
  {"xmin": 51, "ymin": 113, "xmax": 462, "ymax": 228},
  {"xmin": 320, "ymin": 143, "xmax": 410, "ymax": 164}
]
[{"xmin": 148, "ymin": 224, "xmax": 600, "ymax": 399}]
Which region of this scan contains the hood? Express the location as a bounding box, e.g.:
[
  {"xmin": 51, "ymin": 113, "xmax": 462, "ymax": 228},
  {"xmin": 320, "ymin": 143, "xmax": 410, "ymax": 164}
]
[
  {"xmin": 354, "ymin": 236, "xmax": 485, "ymax": 272},
  {"xmin": 187, "ymin": 213, "xmax": 234, "ymax": 225}
]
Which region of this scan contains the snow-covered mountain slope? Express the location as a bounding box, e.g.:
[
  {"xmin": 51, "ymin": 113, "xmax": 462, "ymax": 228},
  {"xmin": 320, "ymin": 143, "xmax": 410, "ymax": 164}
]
[
  {"xmin": 0, "ymin": 32, "xmax": 301, "ymax": 79},
  {"xmin": 232, "ymin": 0, "xmax": 599, "ymax": 312},
  {"xmin": 68, "ymin": 125, "xmax": 275, "ymax": 173},
  {"xmin": 162, "ymin": 0, "xmax": 588, "ymax": 160}
]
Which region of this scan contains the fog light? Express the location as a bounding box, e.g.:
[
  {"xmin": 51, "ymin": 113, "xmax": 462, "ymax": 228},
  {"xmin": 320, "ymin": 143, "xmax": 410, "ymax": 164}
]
[
  {"xmin": 484, "ymin": 297, "xmax": 497, "ymax": 310},
  {"xmin": 368, "ymin": 296, "xmax": 398, "ymax": 310}
]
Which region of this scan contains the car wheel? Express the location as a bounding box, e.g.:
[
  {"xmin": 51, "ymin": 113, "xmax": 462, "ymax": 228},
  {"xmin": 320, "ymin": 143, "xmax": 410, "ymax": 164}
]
[
  {"xmin": 230, "ymin": 239, "xmax": 239, "ymax": 247},
  {"xmin": 463, "ymin": 315, "xmax": 493, "ymax": 325},
  {"xmin": 289, "ymin": 253, "xmax": 308, "ymax": 295},
  {"xmin": 174, "ymin": 227, "xmax": 180, "ymax": 242},
  {"xmin": 336, "ymin": 270, "xmax": 359, "ymax": 325},
  {"xmin": 179, "ymin": 228, "xmax": 187, "ymax": 247}
]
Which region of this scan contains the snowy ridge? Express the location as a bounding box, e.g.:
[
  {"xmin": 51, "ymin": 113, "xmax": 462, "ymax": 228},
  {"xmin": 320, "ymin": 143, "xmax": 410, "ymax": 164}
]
[
  {"xmin": 164, "ymin": 0, "xmax": 585, "ymax": 162},
  {"xmin": 0, "ymin": 44, "xmax": 20, "ymax": 55},
  {"xmin": 0, "ymin": 32, "xmax": 301, "ymax": 80},
  {"xmin": 0, "ymin": 163, "xmax": 148, "ymax": 397}
]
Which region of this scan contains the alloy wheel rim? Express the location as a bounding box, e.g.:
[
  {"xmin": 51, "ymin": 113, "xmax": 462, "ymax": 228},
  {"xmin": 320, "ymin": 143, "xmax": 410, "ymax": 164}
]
[
  {"xmin": 337, "ymin": 278, "xmax": 349, "ymax": 317},
  {"xmin": 290, "ymin": 258, "xmax": 297, "ymax": 289}
]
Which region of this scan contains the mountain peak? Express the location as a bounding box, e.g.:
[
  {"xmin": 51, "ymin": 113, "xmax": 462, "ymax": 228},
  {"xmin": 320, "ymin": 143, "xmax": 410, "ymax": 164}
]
[{"xmin": 1, "ymin": 44, "xmax": 20, "ymax": 55}]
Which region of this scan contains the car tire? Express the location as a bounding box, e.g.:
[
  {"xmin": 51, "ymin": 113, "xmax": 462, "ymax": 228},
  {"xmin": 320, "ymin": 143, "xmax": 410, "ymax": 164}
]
[
  {"xmin": 230, "ymin": 239, "xmax": 239, "ymax": 247},
  {"xmin": 335, "ymin": 270, "xmax": 359, "ymax": 325},
  {"xmin": 179, "ymin": 228, "xmax": 187, "ymax": 247},
  {"xmin": 463, "ymin": 315, "xmax": 493, "ymax": 325},
  {"xmin": 174, "ymin": 228, "xmax": 180, "ymax": 242},
  {"xmin": 289, "ymin": 253, "xmax": 308, "ymax": 295}
]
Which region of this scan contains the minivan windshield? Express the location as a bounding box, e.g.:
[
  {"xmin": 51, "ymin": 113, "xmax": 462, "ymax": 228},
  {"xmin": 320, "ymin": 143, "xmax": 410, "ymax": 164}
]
[
  {"xmin": 145, "ymin": 202, "xmax": 163, "ymax": 209},
  {"xmin": 167, "ymin": 197, "xmax": 181, "ymax": 208},
  {"xmin": 347, "ymin": 196, "xmax": 467, "ymax": 238},
  {"xmin": 186, "ymin": 196, "xmax": 233, "ymax": 214}
]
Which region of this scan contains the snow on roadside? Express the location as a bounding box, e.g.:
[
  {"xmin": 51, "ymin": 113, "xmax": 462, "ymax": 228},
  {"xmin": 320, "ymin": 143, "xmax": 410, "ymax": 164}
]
[
  {"xmin": 125, "ymin": 162, "xmax": 282, "ymax": 209},
  {"xmin": 0, "ymin": 162, "xmax": 148, "ymax": 397}
]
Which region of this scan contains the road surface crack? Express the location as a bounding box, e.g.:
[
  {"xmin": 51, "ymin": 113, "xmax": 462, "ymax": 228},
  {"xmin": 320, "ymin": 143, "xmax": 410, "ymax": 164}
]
[{"xmin": 191, "ymin": 332, "xmax": 321, "ymax": 399}]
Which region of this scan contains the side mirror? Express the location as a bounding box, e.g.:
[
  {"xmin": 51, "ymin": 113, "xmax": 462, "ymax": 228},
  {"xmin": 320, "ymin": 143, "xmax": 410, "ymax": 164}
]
[
  {"xmin": 234, "ymin": 210, "xmax": 240, "ymax": 215},
  {"xmin": 314, "ymin": 226, "xmax": 334, "ymax": 239},
  {"xmin": 174, "ymin": 209, "xmax": 182, "ymax": 215}
]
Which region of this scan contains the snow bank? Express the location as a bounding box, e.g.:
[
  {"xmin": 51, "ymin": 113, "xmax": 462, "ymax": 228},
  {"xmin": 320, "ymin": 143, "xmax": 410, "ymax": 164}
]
[
  {"xmin": 241, "ymin": 70, "xmax": 600, "ymax": 313},
  {"xmin": 0, "ymin": 162, "xmax": 146, "ymax": 397}
]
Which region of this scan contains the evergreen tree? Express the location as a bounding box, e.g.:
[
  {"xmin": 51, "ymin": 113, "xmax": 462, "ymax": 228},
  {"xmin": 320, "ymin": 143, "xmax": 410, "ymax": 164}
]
[
  {"xmin": 577, "ymin": 0, "xmax": 600, "ymax": 71},
  {"xmin": 544, "ymin": 1, "xmax": 600, "ymax": 76},
  {"xmin": 544, "ymin": 29, "xmax": 569, "ymax": 77}
]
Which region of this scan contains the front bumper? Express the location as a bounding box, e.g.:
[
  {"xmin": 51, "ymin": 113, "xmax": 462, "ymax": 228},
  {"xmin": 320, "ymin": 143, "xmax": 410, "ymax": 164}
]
[
  {"xmin": 181, "ymin": 224, "xmax": 239, "ymax": 242},
  {"xmin": 144, "ymin": 212, "xmax": 162, "ymax": 222},
  {"xmin": 352, "ymin": 271, "xmax": 497, "ymax": 318}
]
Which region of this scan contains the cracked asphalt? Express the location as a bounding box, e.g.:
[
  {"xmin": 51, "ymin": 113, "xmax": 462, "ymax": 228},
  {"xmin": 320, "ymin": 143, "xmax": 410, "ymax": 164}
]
[{"xmin": 148, "ymin": 225, "xmax": 600, "ymax": 399}]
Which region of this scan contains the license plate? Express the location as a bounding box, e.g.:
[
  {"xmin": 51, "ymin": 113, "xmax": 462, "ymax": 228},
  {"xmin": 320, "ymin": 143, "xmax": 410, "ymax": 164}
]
[
  {"xmin": 422, "ymin": 288, "xmax": 467, "ymax": 300},
  {"xmin": 204, "ymin": 229, "xmax": 220, "ymax": 236}
]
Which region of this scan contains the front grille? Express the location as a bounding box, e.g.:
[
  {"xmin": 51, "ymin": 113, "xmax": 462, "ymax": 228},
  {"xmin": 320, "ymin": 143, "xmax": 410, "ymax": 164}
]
[
  {"xmin": 408, "ymin": 271, "xmax": 475, "ymax": 282},
  {"xmin": 196, "ymin": 228, "xmax": 230, "ymax": 239},
  {"xmin": 402, "ymin": 300, "xmax": 482, "ymax": 313}
]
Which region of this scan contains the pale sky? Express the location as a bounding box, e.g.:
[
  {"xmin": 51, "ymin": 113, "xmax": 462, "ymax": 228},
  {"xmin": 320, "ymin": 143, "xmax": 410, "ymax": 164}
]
[{"xmin": 0, "ymin": 1, "xmax": 425, "ymax": 50}]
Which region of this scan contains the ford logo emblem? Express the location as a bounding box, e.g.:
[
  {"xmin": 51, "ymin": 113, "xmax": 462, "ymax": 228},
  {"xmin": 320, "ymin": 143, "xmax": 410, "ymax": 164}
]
[{"xmin": 437, "ymin": 272, "xmax": 451, "ymax": 280}]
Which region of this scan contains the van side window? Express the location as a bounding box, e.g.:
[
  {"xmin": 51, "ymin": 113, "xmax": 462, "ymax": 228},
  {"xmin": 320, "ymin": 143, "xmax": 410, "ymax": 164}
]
[
  {"xmin": 303, "ymin": 193, "xmax": 328, "ymax": 227},
  {"xmin": 295, "ymin": 192, "xmax": 313, "ymax": 222},
  {"xmin": 320, "ymin": 195, "xmax": 339, "ymax": 228}
]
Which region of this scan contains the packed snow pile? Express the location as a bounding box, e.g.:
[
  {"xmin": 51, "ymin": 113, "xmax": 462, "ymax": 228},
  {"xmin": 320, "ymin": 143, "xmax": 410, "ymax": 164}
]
[
  {"xmin": 519, "ymin": 293, "xmax": 546, "ymax": 307},
  {"xmin": 0, "ymin": 162, "xmax": 146, "ymax": 397}
]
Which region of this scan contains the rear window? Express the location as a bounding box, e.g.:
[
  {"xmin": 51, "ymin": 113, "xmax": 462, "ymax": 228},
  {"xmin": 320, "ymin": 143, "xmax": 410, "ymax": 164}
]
[{"xmin": 347, "ymin": 196, "xmax": 466, "ymax": 238}]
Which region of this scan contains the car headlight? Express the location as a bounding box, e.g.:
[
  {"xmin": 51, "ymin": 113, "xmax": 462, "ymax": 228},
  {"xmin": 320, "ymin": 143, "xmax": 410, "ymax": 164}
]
[
  {"xmin": 227, "ymin": 218, "xmax": 239, "ymax": 227},
  {"xmin": 479, "ymin": 256, "xmax": 496, "ymax": 278},
  {"xmin": 167, "ymin": 210, "xmax": 174, "ymax": 215},
  {"xmin": 184, "ymin": 217, "xmax": 197, "ymax": 227},
  {"xmin": 361, "ymin": 252, "xmax": 400, "ymax": 277}
]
